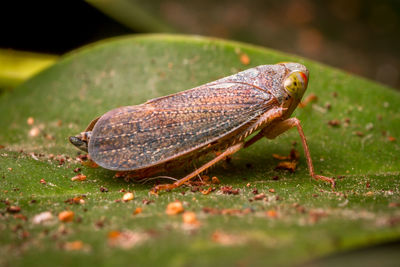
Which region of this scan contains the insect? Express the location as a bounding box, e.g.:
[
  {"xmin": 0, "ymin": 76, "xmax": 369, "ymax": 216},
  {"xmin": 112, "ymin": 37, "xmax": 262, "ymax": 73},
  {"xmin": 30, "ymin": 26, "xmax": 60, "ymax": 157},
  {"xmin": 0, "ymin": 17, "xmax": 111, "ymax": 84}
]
[{"xmin": 69, "ymin": 63, "xmax": 335, "ymax": 192}]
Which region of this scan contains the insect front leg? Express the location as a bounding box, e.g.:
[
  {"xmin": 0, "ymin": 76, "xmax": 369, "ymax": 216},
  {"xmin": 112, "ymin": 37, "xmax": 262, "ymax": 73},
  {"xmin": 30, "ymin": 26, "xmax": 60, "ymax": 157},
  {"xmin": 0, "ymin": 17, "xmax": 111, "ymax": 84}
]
[
  {"xmin": 152, "ymin": 143, "xmax": 244, "ymax": 193},
  {"xmin": 255, "ymin": 118, "xmax": 336, "ymax": 189}
]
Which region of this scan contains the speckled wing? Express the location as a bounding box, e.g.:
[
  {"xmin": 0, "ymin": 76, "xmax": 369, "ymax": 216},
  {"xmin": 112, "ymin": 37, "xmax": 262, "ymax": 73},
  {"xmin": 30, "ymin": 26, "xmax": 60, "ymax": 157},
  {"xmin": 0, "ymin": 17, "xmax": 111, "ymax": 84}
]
[{"xmin": 89, "ymin": 82, "xmax": 275, "ymax": 170}]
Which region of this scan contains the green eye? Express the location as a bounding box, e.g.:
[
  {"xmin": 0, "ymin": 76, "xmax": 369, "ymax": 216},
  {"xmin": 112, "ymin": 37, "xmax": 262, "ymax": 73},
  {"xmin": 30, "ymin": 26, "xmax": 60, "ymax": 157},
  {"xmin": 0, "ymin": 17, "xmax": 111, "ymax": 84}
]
[{"xmin": 284, "ymin": 71, "xmax": 308, "ymax": 98}]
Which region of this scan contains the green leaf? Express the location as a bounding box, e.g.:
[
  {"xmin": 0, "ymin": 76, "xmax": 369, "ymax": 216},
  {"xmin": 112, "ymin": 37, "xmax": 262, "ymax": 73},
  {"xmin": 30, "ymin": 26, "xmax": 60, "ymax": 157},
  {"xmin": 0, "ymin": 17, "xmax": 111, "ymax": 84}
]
[
  {"xmin": 0, "ymin": 49, "xmax": 58, "ymax": 90},
  {"xmin": 1, "ymin": 34, "xmax": 399, "ymax": 266}
]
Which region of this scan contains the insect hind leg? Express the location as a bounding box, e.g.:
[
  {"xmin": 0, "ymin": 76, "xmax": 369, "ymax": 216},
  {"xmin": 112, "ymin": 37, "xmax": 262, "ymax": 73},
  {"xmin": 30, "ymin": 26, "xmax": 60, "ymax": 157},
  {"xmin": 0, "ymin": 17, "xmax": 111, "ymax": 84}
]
[
  {"xmin": 139, "ymin": 176, "xmax": 178, "ymax": 184},
  {"xmin": 152, "ymin": 143, "xmax": 244, "ymax": 193},
  {"xmin": 256, "ymin": 117, "xmax": 336, "ymax": 189}
]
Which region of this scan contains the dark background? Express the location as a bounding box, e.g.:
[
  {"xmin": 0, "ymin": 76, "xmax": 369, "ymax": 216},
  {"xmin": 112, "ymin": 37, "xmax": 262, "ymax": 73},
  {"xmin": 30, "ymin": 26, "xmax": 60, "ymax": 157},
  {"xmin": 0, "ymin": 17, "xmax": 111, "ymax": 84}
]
[{"xmin": 1, "ymin": 1, "xmax": 399, "ymax": 89}]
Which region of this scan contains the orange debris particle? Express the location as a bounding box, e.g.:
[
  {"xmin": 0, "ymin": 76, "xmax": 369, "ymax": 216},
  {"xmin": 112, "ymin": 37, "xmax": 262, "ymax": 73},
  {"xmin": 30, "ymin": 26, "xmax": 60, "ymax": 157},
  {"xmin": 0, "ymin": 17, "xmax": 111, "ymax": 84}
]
[
  {"xmin": 58, "ymin": 210, "xmax": 74, "ymax": 222},
  {"xmin": 27, "ymin": 117, "xmax": 34, "ymax": 125},
  {"xmin": 29, "ymin": 127, "xmax": 40, "ymax": 137},
  {"xmin": 64, "ymin": 241, "xmax": 84, "ymax": 251},
  {"xmin": 298, "ymin": 93, "xmax": 318, "ymax": 108},
  {"xmin": 240, "ymin": 53, "xmax": 250, "ymax": 65},
  {"xmin": 212, "ymin": 230, "xmax": 247, "ymax": 245},
  {"xmin": 166, "ymin": 200, "xmax": 184, "ymax": 215},
  {"xmin": 182, "ymin": 211, "xmax": 200, "ymax": 226},
  {"xmin": 82, "ymin": 160, "xmax": 99, "ymax": 168},
  {"xmin": 266, "ymin": 209, "xmax": 278, "ymax": 218},
  {"xmin": 71, "ymin": 174, "xmax": 86, "ymax": 181},
  {"xmin": 122, "ymin": 192, "xmax": 134, "ymax": 202},
  {"xmin": 275, "ymin": 161, "xmax": 298, "ymax": 173},
  {"xmin": 133, "ymin": 207, "xmax": 142, "ymax": 215},
  {"xmin": 108, "ymin": 230, "xmax": 121, "ymax": 240},
  {"xmin": 201, "ymin": 187, "xmax": 213, "ymax": 195},
  {"xmin": 211, "ymin": 176, "xmax": 220, "ymax": 184}
]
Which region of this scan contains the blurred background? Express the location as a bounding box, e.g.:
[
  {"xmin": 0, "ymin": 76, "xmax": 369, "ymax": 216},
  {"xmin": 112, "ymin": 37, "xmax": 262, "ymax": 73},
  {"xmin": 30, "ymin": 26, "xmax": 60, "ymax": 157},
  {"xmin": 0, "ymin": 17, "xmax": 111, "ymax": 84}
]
[{"xmin": 1, "ymin": 0, "xmax": 399, "ymax": 90}]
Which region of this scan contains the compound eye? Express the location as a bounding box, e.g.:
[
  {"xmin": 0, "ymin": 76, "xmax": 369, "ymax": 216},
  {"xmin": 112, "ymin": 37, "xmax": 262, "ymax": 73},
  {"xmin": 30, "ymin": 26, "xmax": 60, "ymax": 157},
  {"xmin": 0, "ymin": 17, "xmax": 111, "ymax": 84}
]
[{"xmin": 284, "ymin": 71, "xmax": 308, "ymax": 97}]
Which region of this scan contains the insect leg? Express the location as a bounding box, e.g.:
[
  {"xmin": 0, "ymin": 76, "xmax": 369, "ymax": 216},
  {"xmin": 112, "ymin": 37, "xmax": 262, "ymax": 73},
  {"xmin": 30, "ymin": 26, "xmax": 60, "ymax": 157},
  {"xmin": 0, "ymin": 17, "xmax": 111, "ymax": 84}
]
[
  {"xmin": 153, "ymin": 143, "xmax": 244, "ymax": 192},
  {"xmin": 243, "ymin": 107, "xmax": 287, "ymax": 149},
  {"xmin": 261, "ymin": 118, "xmax": 336, "ymax": 188},
  {"xmin": 243, "ymin": 130, "xmax": 265, "ymax": 149}
]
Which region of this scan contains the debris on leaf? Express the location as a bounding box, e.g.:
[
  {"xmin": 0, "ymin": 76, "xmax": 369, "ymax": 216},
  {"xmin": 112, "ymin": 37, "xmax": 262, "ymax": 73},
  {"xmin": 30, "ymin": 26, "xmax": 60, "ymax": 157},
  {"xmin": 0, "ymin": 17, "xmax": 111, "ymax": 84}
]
[
  {"xmin": 220, "ymin": 186, "xmax": 240, "ymax": 195},
  {"xmin": 365, "ymin": 122, "xmax": 374, "ymax": 131},
  {"xmin": 6, "ymin": 206, "xmax": 21, "ymax": 213},
  {"xmin": 122, "ymin": 192, "xmax": 134, "ymax": 202},
  {"xmin": 289, "ymin": 148, "xmax": 300, "ymax": 161},
  {"xmin": 133, "ymin": 207, "xmax": 143, "ymax": 215},
  {"xmin": 76, "ymin": 154, "xmax": 88, "ymax": 161},
  {"xmin": 211, "ymin": 176, "xmax": 220, "ymax": 184},
  {"xmin": 27, "ymin": 117, "xmax": 34, "ymax": 125},
  {"xmin": 77, "ymin": 154, "xmax": 98, "ymax": 168},
  {"xmin": 328, "ymin": 119, "xmax": 341, "ymax": 127},
  {"xmin": 293, "ymin": 203, "xmax": 306, "ymax": 213},
  {"xmin": 212, "ymin": 230, "xmax": 247, "ymax": 246},
  {"xmin": 63, "ymin": 240, "xmax": 88, "ymax": 251},
  {"xmin": 108, "ymin": 230, "xmax": 149, "ymax": 249},
  {"xmin": 166, "ymin": 200, "xmax": 184, "ymax": 215},
  {"xmin": 142, "ymin": 199, "xmax": 154, "ymax": 205},
  {"xmin": 202, "ymin": 207, "xmax": 252, "ymax": 216},
  {"xmin": 94, "ymin": 219, "xmax": 106, "ymax": 229},
  {"xmin": 29, "ymin": 126, "xmax": 40, "ymax": 137},
  {"xmin": 58, "ymin": 210, "xmax": 74, "ymax": 222},
  {"xmin": 100, "ymin": 186, "xmax": 108, "ymax": 193},
  {"xmin": 343, "ymin": 118, "xmax": 350, "ymax": 127},
  {"xmin": 239, "ymin": 53, "xmax": 250, "ymax": 65},
  {"xmin": 32, "ymin": 211, "xmax": 53, "ymax": 224},
  {"xmin": 354, "ymin": 131, "xmax": 364, "ymax": 137},
  {"xmin": 253, "ymin": 193, "xmax": 266, "ymax": 201},
  {"xmin": 266, "ymin": 209, "xmax": 278, "ymax": 218},
  {"xmin": 202, "ymin": 207, "xmax": 220, "ymax": 215},
  {"xmin": 325, "ymin": 102, "xmax": 332, "ymax": 110},
  {"xmin": 298, "ymin": 93, "xmax": 318, "ymax": 108},
  {"xmin": 200, "ymin": 175, "xmax": 210, "ymax": 183},
  {"xmin": 273, "ymin": 148, "xmax": 300, "ymax": 173},
  {"xmin": 82, "ymin": 160, "xmax": 99, "ymax": 168},
  {"xmin": 64, "ymin": 196, "xmax": 85, "ymax": 205},
  {"xmin": 182, "ymin": 211, "xmax": 200, "ymax": 226},
  {"xmin": 14, "ymin": 214, "xmax": 27, "ymax": 221},
  {"xmin": 221, "ymin": 208, "xmax": 251, "ymax": 216},
  {"xmin": 71, "ymin": 174, "xmax": 86, "ymax": 181},
  {"xmin": 309, "ymin": 209, "xmax": 327, "ymax": 224},
  {"xmin": 201, "ymin": 187, "xmax": 214, "ymax": 195},
  {"xmin": 272, "ymin": 154, "xmax": 290, "ymax": 161},
  {"xmin": 275, "ymin": 161, "xmax": 298, "ymax": 173}
]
